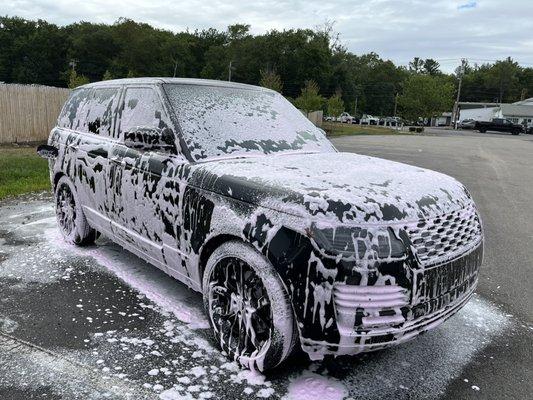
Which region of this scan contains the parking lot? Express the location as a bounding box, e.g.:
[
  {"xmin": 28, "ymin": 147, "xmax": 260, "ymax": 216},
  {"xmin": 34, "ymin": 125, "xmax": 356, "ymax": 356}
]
[{"xmin": 1, "ymin": 129, "xmax": 532, "ymax": 399}]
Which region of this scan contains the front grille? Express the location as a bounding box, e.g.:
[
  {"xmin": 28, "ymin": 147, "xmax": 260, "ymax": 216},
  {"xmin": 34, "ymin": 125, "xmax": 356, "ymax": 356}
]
[{"xmin": 406, "ymin": 203, "xmax": 482, "ymax": 266}]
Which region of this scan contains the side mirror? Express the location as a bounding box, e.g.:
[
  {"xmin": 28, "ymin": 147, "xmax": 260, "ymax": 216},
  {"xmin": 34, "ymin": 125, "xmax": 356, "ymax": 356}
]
[
  {"xmin": 123, "ymin": 127, "xmax": 176, "ymax": 152},
  {"xmin": 37, "ymin": 144, "xmax": 58, "ymax": 159}
]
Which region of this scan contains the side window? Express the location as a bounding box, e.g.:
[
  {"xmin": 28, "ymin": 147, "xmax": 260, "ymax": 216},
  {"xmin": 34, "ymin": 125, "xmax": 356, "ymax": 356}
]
[
  {"xmin": 58, "ymin": 88, "xmax": 93, "ymax": 132},
  {"xmin": 119, "ymin": 87, "xmax": 171, "ymax": 135},
  {"xmin": 86, "ymin": 88, "xmax": 121, "ymax": 137}
]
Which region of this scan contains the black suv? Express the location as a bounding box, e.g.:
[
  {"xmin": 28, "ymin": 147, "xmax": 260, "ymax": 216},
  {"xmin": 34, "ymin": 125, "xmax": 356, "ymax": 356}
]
[{"xmin": 39, "ymin": 78, "xmax": 484, "ymax": 370}]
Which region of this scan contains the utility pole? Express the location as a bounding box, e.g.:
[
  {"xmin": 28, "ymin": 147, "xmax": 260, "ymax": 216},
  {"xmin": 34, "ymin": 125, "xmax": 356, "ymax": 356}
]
[
  {"xmin": 453, "ymin": 58, "xmax": 466, "ymax": 130},
  {"xmin": 353, "ymin": 96, "xmax": 358, "ymax": 116},
  {"xmin": 228, "ymin": 61, "xmax": 235, "ymax": 82},
  {"xmin": 69, "ymin": 59, "xmax": 77, "ymax": 72},
  {"xmin": 393, "ymin": 93, "xmax": 399, "ymax": 117},
  {"xmin": 172, "ymin": 58, "xmax": 178, "ymax": 77}
]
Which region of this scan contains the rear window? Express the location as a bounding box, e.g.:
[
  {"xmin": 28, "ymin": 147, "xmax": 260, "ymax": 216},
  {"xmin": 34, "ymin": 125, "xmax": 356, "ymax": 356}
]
[
  {"xmin": 58, "ymin": 87, "xmax": 120, "ymax": 137},
  {"xmin": 86, "ymin": 88, "xmax": 121, "ymax": 137},
  {"xmin": 58, "ymin": 88, "xmax": 92, "ymax": 132}
]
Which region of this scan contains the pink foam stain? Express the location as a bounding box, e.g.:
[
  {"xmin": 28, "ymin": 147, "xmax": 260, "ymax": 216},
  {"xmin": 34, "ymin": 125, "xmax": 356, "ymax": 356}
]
[
  {"xmin": 287, "ymin": 371, "xmax": 347, "ymax": 400},
  {"xmin": 46, "ymin": 226, "xmax": 209, "ymax": 329}
]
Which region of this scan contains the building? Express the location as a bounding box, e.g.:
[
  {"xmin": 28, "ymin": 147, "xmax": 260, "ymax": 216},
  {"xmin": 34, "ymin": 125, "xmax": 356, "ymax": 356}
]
[
  {"xmin": 430, "ymin": 112, "xmax": 452, "ymax": 126},
  {"xmin": 457, "ymin": 98, "xmax": 533, "ymax": 127}
]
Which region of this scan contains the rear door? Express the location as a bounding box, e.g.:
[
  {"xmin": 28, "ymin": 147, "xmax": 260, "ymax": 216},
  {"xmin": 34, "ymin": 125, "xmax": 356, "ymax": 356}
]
[
  {"xmin": 77, "ymin": 87, "xmax": 121, "ymax": 233},
  {"xmin": 56, "ymin": 86, "xmax": 121, "ymax": 233}
]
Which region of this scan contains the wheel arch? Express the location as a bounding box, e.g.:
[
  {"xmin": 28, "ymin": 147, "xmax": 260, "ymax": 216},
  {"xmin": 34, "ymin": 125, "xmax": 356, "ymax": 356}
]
[
  {"xmin": 198, "ymin": 233, "xmax": 244, "ymax": 288},
  {"xmin": 53, "ymin": 171, "xmax": 66, "ymax": 190}
]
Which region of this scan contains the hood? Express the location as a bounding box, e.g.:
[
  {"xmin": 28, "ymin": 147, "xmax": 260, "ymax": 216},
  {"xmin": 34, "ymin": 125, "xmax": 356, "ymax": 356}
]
[{"xmin": 189, "ymin": 152, "xmax": 473, "ymax": 225}]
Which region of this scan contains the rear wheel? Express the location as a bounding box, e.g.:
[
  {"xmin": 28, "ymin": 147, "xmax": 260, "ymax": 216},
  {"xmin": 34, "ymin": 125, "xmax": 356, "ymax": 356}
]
[
  {"xmin": 202, "ymin": 241, "xmax": 297, "ymax": 371},
  {"xmin": 55, "ymin": 176, "xmax": 97, "ymax": 246}
]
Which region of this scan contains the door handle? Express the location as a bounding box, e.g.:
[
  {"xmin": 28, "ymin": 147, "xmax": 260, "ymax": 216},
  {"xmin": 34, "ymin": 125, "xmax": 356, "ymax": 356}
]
[{"xmin": 110, "ymin": 156, "xmax": 123, "ymax": 165}]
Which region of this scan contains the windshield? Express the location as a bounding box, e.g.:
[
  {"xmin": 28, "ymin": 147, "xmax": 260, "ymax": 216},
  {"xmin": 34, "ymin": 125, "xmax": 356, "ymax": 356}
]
[{"xmin": 164, "ymin": 84, "xmax": 335, "ymax": 161}]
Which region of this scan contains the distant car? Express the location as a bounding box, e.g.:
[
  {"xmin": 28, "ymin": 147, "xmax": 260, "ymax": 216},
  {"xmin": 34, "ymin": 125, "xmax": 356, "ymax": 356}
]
[
  {"xmin": 338, "ymin": 112, "xmax": 354, "ymax": 123},
  {"xmin": 381, "ymin": 117, "xmax": 400, "ymax": 126},
  {"xmin": 324, "ymin": 116, "xmax": 334, "ymax": 122},
  {"xmin": 527, "ymin": 126, "xmax": 533, "ymax": 135},
  {"xmin": 38, "ymin": 78, "xmax": 484, "ymax": 371},
  {"xmin": 459, "ymin": 119, "xmax": 476, "ymax": 129},
  {"xmin": 361, "ymin": 114, "xmax": 379, "ymax": 125},
  {"xmin": 475, "ymin": 118, "xmax": 523, "ymax": 135}
]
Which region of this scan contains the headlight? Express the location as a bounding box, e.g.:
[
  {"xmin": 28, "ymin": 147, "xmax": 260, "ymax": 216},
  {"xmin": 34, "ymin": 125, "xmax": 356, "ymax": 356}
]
[{"xmin": 310, "ymin": 225, "xmax": 406, "ymax": 259}]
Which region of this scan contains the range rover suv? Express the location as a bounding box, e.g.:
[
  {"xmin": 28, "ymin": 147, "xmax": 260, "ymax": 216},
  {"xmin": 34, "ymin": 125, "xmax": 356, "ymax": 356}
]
[{"xmin": 39, "ymin": 78, "xmax": 483, "ymax": 371}]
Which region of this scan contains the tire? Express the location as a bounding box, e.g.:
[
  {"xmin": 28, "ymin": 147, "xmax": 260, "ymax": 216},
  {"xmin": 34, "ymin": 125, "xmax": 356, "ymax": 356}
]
[
  {"xmin": 479, "ymin": 129, "xmax": 486, "ymax": 133},
  {"xmin": 55, "ymin": 176, "xmax": 97, "ymax": 246},
  {"xmin": 202, "ymin": 240, "xmax": 298, "ymax": 371}
]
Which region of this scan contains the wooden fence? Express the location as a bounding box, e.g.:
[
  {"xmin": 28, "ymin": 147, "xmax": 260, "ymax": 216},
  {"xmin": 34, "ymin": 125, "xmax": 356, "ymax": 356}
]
[{"xmin": 0, "ymin": 84, "xmax": 70, "ymax": 144}]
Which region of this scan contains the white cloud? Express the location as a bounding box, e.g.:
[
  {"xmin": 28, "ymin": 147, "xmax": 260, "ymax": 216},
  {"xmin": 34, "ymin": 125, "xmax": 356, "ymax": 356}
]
[{"xmin": 2, "ymin": 0, "xmax": 532, "ymax": 72}]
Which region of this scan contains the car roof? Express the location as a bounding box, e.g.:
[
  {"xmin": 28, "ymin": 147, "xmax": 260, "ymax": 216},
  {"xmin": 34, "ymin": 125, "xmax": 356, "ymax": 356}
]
[{"xmin": 79, "ymin": 77, "xmax": 271, "ymax": 92}]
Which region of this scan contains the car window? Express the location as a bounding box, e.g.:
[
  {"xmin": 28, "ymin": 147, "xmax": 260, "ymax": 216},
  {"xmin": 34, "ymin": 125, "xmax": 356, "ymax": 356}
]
[
  {"xmin": 119, "ymin": 87, "xmax": 171, "ymax": 136},
  {"xmin": 58, "ymin": 88, "xmax": 93, "ymax": 132},
  {"xmin": 86, "ymin": 87, "xmax": 121, "ymax": 138},
  {"xmin": 164, "ymin": 84, "xmax": 335, "ymax": 161}
]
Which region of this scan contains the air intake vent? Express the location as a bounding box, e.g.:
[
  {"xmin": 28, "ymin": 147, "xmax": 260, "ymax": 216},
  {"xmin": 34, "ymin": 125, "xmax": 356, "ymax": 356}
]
[
  {"xmin": 333, "ymin": 284, "xmax": 409, "ymax": 329},
  {"xmin": 334, "ymin": 284, "xmax": 409, "ymax": 311}
]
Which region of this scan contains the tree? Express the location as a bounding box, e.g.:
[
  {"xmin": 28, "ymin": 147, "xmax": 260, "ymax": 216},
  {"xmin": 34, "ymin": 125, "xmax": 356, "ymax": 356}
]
[
  {"xmin": 67, "ymin": 69, "xmax": 89, "ymax": 88},
  {"xmin": 294, "ymin": 80, "xmax": 324, "ymax": 114},
  {"xmin": 409, "ymin": 57, "xmax": 424, "ymax": 74},
  {"xmin": 102, "ymin": 70, "xmax": 113, "ymax": 80},
  {"xmin": 486, "ymin": 57, "xmax": 520, "ymax": 102},
  {"xmin": 259, "ymin": 69, "xmax": 283, "ymax": 93},
  {"xmin": 398, "ymin": 75, "xmax": 454, "ymax": 120},
  {"xmin": 423, "ymin": 59, "xmax": 441, "ymax": 75},
  {"xmin": 327, "ymin": 94, "xmax": 344, "ymax": 117}
]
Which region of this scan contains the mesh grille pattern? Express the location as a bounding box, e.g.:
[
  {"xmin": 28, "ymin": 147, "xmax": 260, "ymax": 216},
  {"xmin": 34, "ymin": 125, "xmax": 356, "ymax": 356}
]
[{"xmin": 406, "ymin": 204, "xmax": 482, "ymax": 266}]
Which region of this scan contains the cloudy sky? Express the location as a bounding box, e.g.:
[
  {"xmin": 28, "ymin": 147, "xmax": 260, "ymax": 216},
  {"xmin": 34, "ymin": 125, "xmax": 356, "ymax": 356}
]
[{"xmin": 2, "ymin": 0, "xmax": 533, "ymax": 72}]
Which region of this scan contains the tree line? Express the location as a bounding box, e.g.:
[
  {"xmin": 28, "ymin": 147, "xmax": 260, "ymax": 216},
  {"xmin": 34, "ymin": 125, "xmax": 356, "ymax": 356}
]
[{"xmin": 1, "ymin": 16, "xmax": 532, "ymax": 120}]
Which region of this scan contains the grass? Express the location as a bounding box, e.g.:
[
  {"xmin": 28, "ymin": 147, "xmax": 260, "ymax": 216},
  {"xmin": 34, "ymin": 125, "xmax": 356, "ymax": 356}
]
[
  {"xmin": 322, "ymin": 121, "xmax": 407, "ymax": 137},
  {"xmin": 0, "ymin": 145, "xmax": 51, "ymax": 200}
]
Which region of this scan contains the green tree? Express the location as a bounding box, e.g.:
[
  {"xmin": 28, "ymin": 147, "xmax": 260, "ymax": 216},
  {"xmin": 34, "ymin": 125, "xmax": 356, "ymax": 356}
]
[
  {"xmin": 398, "ymin": 75, "xmax": 454, "ymax": 120},
  {"xmin": 294, "ymin": 80, "xmax": 324, "ymax": 114},
  {"xmin": 102, "ymin": 70, "xmax": 113, "ymax": 80},
  {"xmin": 259, "ymin": 69, "xmax": 283, "ymax": 93},
  {"xmin": 67, "ymin": 69, "xmax": 89, "ymax": 88},
  {"xmin": 409, "ymin": 57, "xmax": 424, "ymax": 74},
  {"xmin": 327, "ymin": 94, "xmax": 344, "ymax": 117},
  {"xmin": 423, "ymin": 59, "xmax": 441, "ymax": 75}
]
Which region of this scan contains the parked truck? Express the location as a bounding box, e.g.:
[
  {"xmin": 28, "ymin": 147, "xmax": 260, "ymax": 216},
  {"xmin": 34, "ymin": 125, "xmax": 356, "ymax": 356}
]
[{"xmin": 474, "ymin": 118, "xmax": 523, "ymax": 135}]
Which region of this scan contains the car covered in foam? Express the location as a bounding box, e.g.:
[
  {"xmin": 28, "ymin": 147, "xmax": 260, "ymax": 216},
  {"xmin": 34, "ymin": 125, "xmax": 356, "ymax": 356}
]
[{"xmin": 39, "ymin": 78, "xmax": 483, "ymax": 371}]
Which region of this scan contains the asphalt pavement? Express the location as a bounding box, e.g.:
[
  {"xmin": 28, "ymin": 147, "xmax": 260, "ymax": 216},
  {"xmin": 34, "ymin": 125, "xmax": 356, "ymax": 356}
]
[{"xmin": 0, "ymin": 129, "xmax": 531, "ymax": 399}]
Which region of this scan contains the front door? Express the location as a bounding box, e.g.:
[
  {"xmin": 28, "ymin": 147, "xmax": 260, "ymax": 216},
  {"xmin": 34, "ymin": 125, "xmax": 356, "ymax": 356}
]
[{"xmin": 109, "ymin": 85, "xmax": 188, "ymax": 277}]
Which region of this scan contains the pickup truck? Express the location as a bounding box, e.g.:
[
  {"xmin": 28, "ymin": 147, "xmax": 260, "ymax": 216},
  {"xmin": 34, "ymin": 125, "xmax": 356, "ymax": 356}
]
[{"xmin": 474, "ymin": 118, "xmax": 523, "ymax": 135}]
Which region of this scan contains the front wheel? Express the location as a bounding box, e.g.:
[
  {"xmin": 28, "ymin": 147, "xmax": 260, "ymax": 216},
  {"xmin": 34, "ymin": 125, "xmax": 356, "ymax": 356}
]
[
  {"xmin": 55, "ymin": 176, "xmax": 97, "ymax": 246},
  {"xmin": 202, "ymin": 241, "xmax": 298, "ymax": 371}
]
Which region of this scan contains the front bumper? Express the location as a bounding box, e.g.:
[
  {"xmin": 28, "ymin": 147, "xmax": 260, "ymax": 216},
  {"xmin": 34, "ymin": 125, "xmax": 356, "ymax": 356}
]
[
  {"xmin": 300, "ymin": 243, "xmax": 482, "ymax": 360},
  {"xmin": 302, "ymin": 280, "xmax": 476, "ymax": 359}
]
